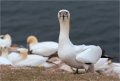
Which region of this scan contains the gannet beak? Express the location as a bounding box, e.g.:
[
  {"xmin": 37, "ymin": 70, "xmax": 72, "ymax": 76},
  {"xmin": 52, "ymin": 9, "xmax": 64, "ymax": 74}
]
[
  {"xmin": 59, "ymin": 11, "xmax": 68, "ymax": 21},
  {"xmin": 9, "ymin": 50, "xmax": 20, "ymax": 53}
]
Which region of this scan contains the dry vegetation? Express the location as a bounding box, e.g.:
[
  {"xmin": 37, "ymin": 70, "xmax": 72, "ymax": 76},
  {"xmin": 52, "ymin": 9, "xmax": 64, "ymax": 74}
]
[{"xmin": 0, "ymin": 65, "xmax": 119, "ymax": 81}]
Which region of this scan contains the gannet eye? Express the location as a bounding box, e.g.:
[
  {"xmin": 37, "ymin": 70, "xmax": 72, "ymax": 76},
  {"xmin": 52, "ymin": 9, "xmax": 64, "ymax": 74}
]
[
  {"xmin": 59, "ymin": 12, "xmax": 63, "ymax": 15},
  {"xmin": 64, "ymin": 12, "xmax": 68, "ymax": 15}
]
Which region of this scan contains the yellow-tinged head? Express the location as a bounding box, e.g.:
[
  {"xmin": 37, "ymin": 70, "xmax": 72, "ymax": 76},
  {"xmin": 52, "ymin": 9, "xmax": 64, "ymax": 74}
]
[
  {"xmin": 17, "ymin": 48, "xmax": 28, "ymax": 59},
  {"xmin": 4, "ymin": 34, "xmax": 11, "ymax": 39},
  {"xmin": 0, "ymin": 44, "xmax": 9, "ymax": 58},
  {"xmin": 58, "ymin": 9, "xmax": 70, "ymax": 23},
  {"xmin": 0, "ymin": 44, "xmax": 9, "ymax": 52},
  {"xmin": 27, "ymin": 36, "xmax": 38, "ymax": 44},
  {"xmin": 107, "ymin": 59, "xmax": 112, "ymax": 64}
]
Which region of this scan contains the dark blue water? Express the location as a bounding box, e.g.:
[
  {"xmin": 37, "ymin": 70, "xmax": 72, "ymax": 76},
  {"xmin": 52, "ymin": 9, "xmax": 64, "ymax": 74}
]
[{"xmin": 1, "ymin": 1, "xmax": 119, "ymax": 62}]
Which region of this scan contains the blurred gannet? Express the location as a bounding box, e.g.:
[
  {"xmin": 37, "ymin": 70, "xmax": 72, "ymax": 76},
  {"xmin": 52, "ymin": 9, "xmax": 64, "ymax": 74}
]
[
  {"xmin": 26, "ymin": 36, "xmax": 58, "ymax": 57},
  {"xmin": 0, "ymin": 44, "xmax": 13, "ymax": 66},
  {"xmin": 8, "ymin": 48, "xmax": 27, "ymax": 65},
  {"xmin": 0, "ymin": 34, "xmax": 12, "ymax": 47},
  {"xmin": 9, "ymin": 48, "xmax": 56, "ymax": 67},
  {"xmin": 57, "ymin": 9, "xmax": 102, "ymax": 73},
  {"xmin": 95, "ymin": 58, "xmax": 120, "ymax": 79}
]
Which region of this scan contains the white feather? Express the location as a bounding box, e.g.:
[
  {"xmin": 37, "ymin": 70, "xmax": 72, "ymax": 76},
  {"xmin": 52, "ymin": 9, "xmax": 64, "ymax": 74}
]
[
  {"xmin": 58, "ymin": 9, "xmax": 102, "ymax": 71},
  {"xmin": 30, "ymin": 41, "xmax": 58, "ymax": 56},
  {"xmin": 16, "ymin": 54, "xmax": 55, "ymax": 67}
]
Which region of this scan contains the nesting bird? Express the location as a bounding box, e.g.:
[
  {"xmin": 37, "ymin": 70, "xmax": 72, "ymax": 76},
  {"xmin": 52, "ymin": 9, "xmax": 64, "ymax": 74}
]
[
  {"xmin": 9, "ymin": 48, "xmax": 56, "ymax": 67},
  {"xmin": 0, "ymin": 44, "xmax": 13, "ymax": 66},
  {"xmin": 26, "ymin": 36, "xmax": 58, "ymax": 57},
  {"xmin": 57, "ymin": 9, "xmax": 103, "ymax": 73},
  {"xmin": 8, "ymin": 48, "xmax": 28, "ymax": 65}
]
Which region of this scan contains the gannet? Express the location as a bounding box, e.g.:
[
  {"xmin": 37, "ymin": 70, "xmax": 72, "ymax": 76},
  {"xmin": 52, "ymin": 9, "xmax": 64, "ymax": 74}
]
[
  {"xmin": 0, "ymin": 44, "xmax": 13, "ymax": 66},
  {"xmin": 57, "ymin": 9, "xmax": 102, "ymax": 73},
  {"xmin": 0, "ymin": 34, "xmax": 12, "ymax": 47},
  {"xmin": 26, "ymin": 36, "xmax": 58, "ymax": 57}
]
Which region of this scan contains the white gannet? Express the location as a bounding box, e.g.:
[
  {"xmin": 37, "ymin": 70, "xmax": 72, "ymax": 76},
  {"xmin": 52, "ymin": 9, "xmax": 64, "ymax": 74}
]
[
  {"xmin": 26, "ymin": 36, "xmax": 58, "ymax": 56},
  {"xmin": 57, "ymin": 9, "xmax": 102, "ymax": 73},
  {"xmin": 9, "ymin": 48, "xmax": 56, "ymax": 67},
  {"xmin": 8, "ymin": 48, "xmax": 28, "ymax": 65},
  {"xmin": 94, "ymin": 58, "xmax": 108, "ymax": 70},
  {"xmin": 0, "ymin": 34, "xmax": 12, "ymax": 47},
  {"xmin": 0, "ymin": 44, "xmax": 13, "ymax": 66}
]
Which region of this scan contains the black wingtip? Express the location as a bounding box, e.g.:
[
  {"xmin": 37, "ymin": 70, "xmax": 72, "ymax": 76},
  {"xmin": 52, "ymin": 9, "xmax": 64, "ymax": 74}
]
[
  {"xmin": 101, "ymin": 48, "xmax": 105, "ymax": 56},
  {"xmin": 101, "ymin": 48, "xmax": 114, "ymax": 60},
  {"xmin": 85, "ymin": 63, "xmax": 92, "ymax": 65}
]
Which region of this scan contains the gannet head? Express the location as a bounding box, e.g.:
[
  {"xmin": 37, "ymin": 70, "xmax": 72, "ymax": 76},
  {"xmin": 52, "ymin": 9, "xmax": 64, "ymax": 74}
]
[
  {"xmin": 58, "ymin": 9, "xmax": 70, "ymax": 23},
  {"xmin": 0, "ymin": 44, "xmax": 9, "ymax": 52},
  {"xmin": 26, "ymin": 36, "xmax": 38, "ymax": 48},
  {"xmin": 17, "ymin": 48, "xmax": 28, "ymax": 59},
  {"xmin": 0, "ymin": 44, "xmax": 9, "ymax": 58},
  {"xmin": 27, "ymin": 36, "xmax": 38, "ymax": 44},
  {"xmin": 3, "ymin": 34, "xmax": 11, "ymax": 39}
]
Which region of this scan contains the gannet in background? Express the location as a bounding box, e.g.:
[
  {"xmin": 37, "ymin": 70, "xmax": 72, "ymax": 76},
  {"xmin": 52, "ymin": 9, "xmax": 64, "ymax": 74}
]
[
  {"xmin": 0, "ymin": 44, "xmax": 13, "ymax": 66},
  {"xmin": 95, "ymin": 57, "xmax": 120, "ymax": 79},
  {"xmin": 57, "ymin": 9, "xmax": 103, "ymax": 73},
  {"xmin": 8, "ymin": 48, "xmax": 27, "ymax": 65},
  {"xmin": 9, "ymin": 48, "xmax": 56, "ymax": 67},
  {"xmin": 26, "ymin": 36, "xmax": 58, "ymax": 57},
  {"xmin": 0, "ymin": 34, "xmax": 12, "ymax": 47}
]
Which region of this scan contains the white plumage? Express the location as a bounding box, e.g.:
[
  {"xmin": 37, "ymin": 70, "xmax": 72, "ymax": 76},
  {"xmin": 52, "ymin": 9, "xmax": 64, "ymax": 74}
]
[
  {"xmin": 27, "ymin": 36, "xmax": 58, "ymax": 56},
  {"xmin": 0, "ymin": 44, "xmax": 13, "ymax": 66},
  {"xmin": 17, "ymin": 54, "xmax": 55, "ymax": 67},
  {"xmin": 57, "ymin": 9, "xmax": 102, "ymax": 72},
  {"xmin": 0, "ymin": 34, "xmax": 12, "ymax": 47},
  {"xmin": 0, "ymin": 57, "xmax": 13, "ymax": 65},
  {"xmin": 9, "ymin": 48, "xmax": 55, "ymax": 67}
]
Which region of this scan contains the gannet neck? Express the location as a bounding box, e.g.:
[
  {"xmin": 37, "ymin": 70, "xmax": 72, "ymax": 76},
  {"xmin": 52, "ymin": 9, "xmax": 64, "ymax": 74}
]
[
  {"xmin": 59, "ymin": 17, "xmax": 73, "ymax": 46},
  {"xmin": 1, "ymin": 52, "xmax": 8, "ymax": 59},
  {"xmin": 20, "ymin": 51, "xmax": 27, "ymax": 60},
  {"xmin": 59, "ymin": 20, "xmax": 70, "ymax": 37},
  {"xmin": 1, "ymin": 49, "xmax": 9, "ymax": 59}
]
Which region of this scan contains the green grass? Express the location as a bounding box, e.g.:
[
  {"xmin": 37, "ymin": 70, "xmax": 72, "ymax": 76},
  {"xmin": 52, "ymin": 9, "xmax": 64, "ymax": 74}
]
[{"xmin": 0, "ymin": 65, "xmax": 119, "ymax": 81}]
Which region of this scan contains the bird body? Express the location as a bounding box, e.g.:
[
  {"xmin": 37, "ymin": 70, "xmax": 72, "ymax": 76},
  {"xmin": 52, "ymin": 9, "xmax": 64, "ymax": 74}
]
[
  {"xmin": 27, "ymin": 36, "xmax": 58, "ymax": 56},
  {"xmin": 0, "ymin": 44, "xmax": 13, "ymax": 66},
  {"xmin": 16, "ymin": 54, "xmax": 55, "ymax": 67},
  {"xmin": 58, "ymin": 9, "xmax": 102, "ymax": 71},
  {"xmin": 9, "ymin": 48, "xmax": 55, "ymax": 67}
]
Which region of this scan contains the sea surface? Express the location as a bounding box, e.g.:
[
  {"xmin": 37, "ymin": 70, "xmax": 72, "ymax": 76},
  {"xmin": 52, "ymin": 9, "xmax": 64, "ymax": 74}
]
[{"xmin": 1, "ymin": 1, "xmax": 119, "ymax": 62}]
